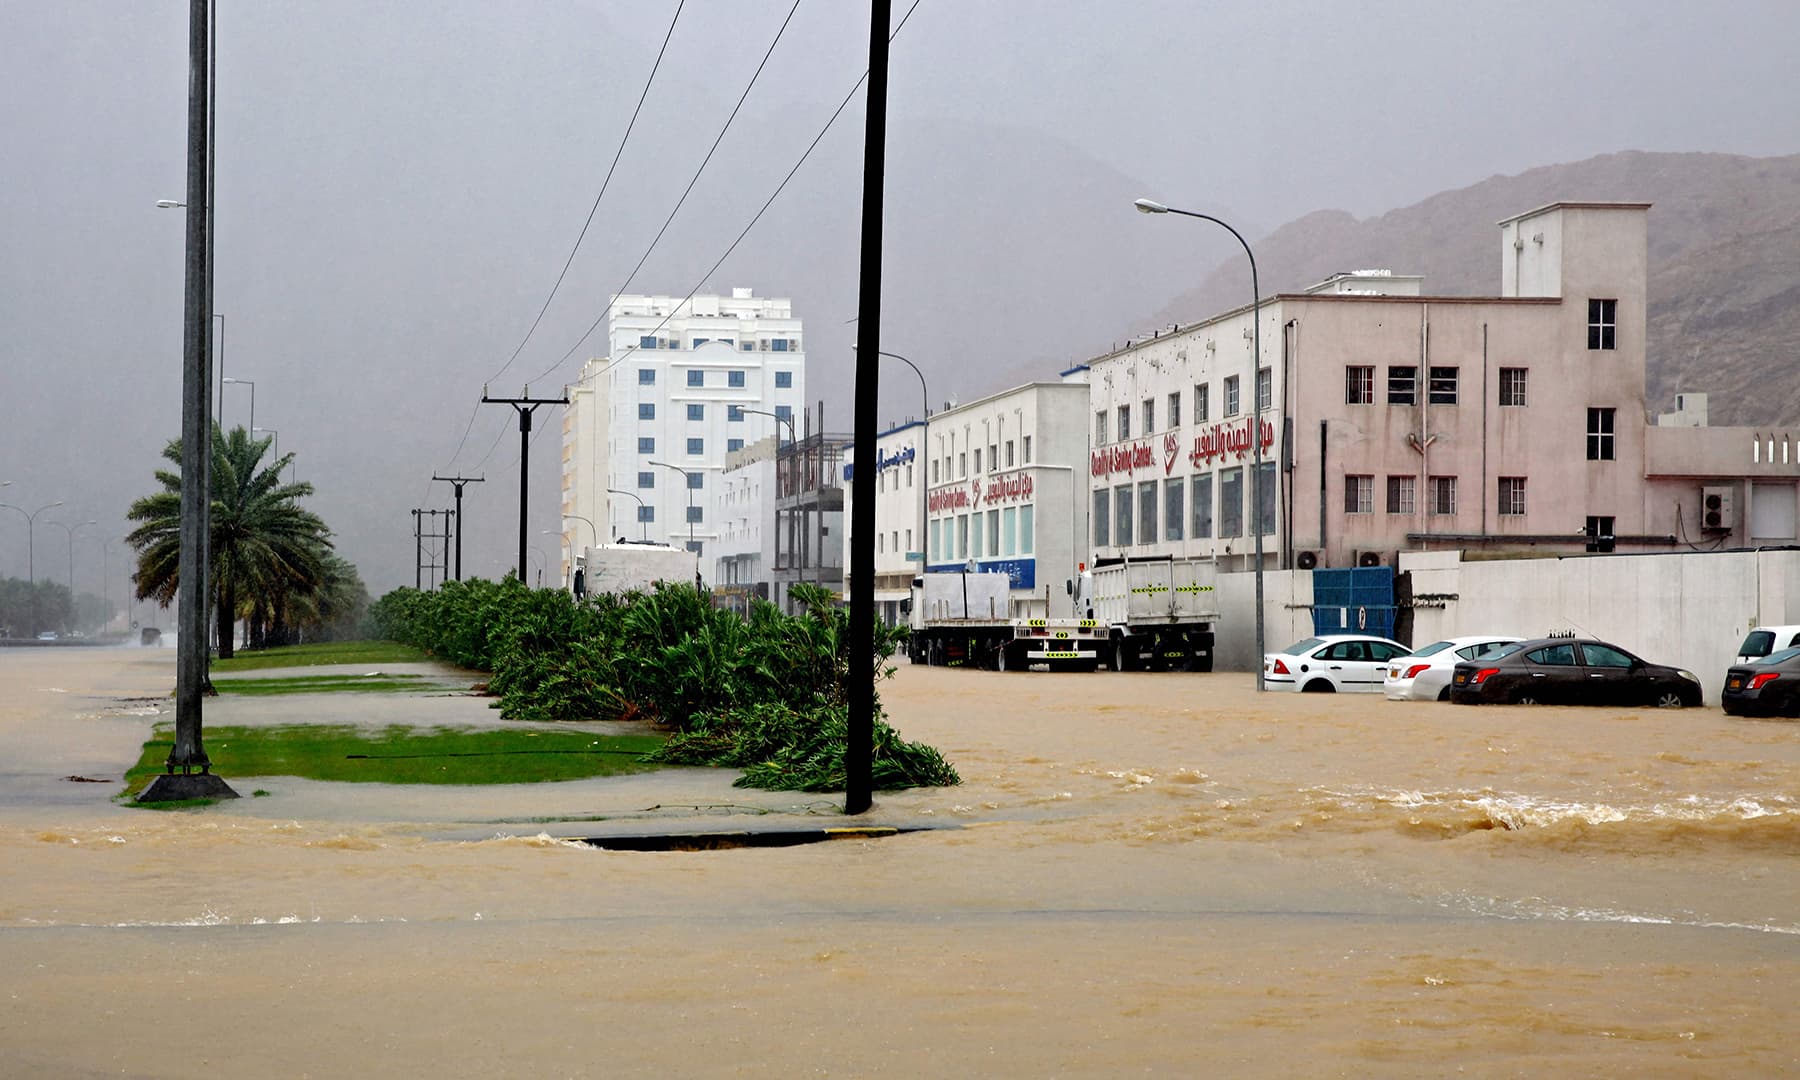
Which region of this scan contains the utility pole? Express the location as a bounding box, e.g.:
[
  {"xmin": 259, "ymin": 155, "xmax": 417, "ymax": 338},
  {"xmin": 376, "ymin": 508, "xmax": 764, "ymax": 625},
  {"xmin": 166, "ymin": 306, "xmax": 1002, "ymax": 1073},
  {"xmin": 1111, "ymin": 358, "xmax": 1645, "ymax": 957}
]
[
  {"xmin": 432, "ymin": 475, "xmax": 484, "ymax": 580},
  {"xmin": 846, "ymin": 0, "xmax": 892, "ymax": 816},
  {"xmin": 481, "ymin": 387, "xmax": 568, "ymax": 583},
  {"xmin": 412, "ymin": 509, "xmax": 451, "ymax": 589}
]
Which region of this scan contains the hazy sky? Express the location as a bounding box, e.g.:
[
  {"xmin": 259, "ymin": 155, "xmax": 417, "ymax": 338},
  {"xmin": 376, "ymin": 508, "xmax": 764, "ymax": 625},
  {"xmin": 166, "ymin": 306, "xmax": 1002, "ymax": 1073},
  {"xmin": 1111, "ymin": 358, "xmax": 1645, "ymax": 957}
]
[{"xmin": 4, "ymin": 0, "xmax": 1799, "ymax": 600}]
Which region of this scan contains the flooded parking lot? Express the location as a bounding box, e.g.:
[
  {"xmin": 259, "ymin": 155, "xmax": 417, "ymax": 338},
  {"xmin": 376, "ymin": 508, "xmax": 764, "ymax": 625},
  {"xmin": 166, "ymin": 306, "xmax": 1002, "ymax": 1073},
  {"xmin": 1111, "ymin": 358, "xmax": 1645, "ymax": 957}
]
[{"xmin": 2, "ymin": 646, "xmax": 1796, "ymax": 1076}]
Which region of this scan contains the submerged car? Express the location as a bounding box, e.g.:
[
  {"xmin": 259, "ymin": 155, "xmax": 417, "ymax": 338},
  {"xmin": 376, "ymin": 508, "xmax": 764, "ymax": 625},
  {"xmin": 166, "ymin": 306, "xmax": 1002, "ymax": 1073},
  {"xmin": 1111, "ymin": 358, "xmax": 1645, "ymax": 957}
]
[
  {"xmin": 1264, "ymin": 634, "xmax": 1410, "ymax": 693},
  {"xmin": 1449, "ymin": 638, "xmax": 1703, "ymax": 707},
  {"xmin": 1720, "ymin": 646, "xmax": 1800, "ymax": 718},
  {"xmin": 1735, "ymin": 625, "xmax": 1800, "ymax": 665},
  {"xmin": 1384, "ymin": 635, "xmax": 1522, "ymax": 701}
]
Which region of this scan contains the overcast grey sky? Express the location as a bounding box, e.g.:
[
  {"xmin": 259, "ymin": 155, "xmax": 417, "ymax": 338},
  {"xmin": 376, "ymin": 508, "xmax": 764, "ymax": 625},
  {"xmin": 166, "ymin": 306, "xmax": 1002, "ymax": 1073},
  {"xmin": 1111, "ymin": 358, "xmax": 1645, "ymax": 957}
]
[{"xmin": 4, "ymin": 1, "xmax": 1798, "ymax": 599}]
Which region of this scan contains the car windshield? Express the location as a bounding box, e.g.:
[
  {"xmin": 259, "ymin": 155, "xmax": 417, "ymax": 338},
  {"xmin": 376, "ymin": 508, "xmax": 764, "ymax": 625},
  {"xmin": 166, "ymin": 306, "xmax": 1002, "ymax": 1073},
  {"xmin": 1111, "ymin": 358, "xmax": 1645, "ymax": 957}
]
[
  {"xmin": 1408, "ymin": 641, "xmax": 1454, "ymax": 657},
  {"xmin": 1485, "ymin": 642, "xmax": 1527, "ymax": 661},
  {"xmin": 1754, "ymin": 646, "xmax": 1800, "ymax": 665},
  {"xmin": 1281, "ymin": 637, "xmax": 1324, "ymax": 655},
  {"xmin": 1739, "ymin": 630, "xmax": 1775, "ymax": 658}
]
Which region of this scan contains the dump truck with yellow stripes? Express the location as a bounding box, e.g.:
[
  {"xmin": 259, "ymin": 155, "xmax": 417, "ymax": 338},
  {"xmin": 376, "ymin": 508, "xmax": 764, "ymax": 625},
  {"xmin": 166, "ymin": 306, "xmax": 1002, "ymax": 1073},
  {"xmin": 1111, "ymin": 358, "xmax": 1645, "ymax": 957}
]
[
  {"xmin": 1084, "ymin": 556, "xmax": 1220, "ymax": 671},
  {"xmin": 905, "ymin": 571, "xmax": 1103, "ymax": 672}
]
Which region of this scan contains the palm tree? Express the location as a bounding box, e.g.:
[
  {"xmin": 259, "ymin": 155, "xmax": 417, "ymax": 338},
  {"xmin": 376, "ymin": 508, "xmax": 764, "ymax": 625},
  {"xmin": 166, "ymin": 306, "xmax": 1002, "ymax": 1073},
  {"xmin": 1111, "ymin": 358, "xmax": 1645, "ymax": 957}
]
[{"xmin": 127, "ymin": 424, "xmax": 332, "ymax": 660}]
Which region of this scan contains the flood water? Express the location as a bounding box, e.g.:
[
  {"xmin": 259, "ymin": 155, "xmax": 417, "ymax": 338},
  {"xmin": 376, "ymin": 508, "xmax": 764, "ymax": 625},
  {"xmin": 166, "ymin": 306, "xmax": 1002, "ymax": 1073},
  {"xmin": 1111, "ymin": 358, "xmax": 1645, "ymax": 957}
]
[{"xmin": 2, "ymin": 646, "xmax": 1796, "ymax": 1077}]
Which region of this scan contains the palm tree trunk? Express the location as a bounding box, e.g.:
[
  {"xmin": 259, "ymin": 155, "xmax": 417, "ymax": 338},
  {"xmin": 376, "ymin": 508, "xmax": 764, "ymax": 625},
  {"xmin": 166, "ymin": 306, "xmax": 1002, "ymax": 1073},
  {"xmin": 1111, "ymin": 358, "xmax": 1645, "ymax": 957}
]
[{"xmin": 215, "ymin": 577, "xmax": 236, "ymax": 660}]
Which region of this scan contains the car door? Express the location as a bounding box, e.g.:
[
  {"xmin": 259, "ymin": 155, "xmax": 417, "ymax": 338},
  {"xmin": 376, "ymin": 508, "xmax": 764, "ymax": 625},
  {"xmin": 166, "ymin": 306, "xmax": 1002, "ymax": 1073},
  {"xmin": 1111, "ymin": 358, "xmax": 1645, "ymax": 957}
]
[
  {"xmin": 1521, "ymin": 642, "xmax": 1582, "ymax": 702},
  {"xmin": 1364, "ymin": 642, "xmax": 1408, "ymax": 692},
  {"xmin": 1317, "ymin": 640, "xmax": 1368, "ymax": 690},
  {"xmin": 1576, "ymin": 641, "xmax": 1638, "ymax": 705}
]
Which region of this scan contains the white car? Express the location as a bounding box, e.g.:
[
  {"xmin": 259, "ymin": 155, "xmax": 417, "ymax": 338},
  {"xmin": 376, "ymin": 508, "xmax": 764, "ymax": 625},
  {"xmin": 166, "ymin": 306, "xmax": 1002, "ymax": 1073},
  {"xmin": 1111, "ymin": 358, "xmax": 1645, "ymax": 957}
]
[
  {"xmin": 1264, "ymin": 634, "xmax": 1410, "ymax": 693},
  {"xmin": 1383, "ymin": 635, "xmax": 1522, "ymax": 701}
]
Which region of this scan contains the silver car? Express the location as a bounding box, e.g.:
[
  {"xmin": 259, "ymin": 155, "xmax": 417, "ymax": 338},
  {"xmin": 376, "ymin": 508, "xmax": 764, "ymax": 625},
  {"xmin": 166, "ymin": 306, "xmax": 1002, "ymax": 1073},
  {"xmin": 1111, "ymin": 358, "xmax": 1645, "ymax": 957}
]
[{"xmin": 1384, "ymin": 635, "xmax": 1521, "ymax": 701}]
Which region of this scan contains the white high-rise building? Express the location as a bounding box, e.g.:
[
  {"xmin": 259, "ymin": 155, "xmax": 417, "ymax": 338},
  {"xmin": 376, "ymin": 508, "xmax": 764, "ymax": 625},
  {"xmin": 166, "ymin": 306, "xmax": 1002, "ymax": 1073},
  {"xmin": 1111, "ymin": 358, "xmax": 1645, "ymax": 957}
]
[{"xmin": 561, "ymin": 288, "xmax": 804, "ymax": 583}]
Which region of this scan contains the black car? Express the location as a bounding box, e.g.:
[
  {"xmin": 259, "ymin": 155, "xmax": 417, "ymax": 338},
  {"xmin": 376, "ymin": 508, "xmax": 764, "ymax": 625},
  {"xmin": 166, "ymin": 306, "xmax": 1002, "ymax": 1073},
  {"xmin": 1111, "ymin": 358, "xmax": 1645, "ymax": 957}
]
[
  {"xmin": 1449, "ymin": 637, "xmax": 1703, "ymax": 707},
  {"xmin": 1720, "ymin": 646, "xmax": 1800, "ymax": 718}
]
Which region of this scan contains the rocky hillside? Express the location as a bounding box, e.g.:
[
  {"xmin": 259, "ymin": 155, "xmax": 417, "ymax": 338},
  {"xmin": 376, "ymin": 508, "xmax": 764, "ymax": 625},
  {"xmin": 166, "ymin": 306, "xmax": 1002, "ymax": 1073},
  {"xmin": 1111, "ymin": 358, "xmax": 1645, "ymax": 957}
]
[{"xmin": 1133, "ymin": 151, "xmax": 1800, "ymax": 427}]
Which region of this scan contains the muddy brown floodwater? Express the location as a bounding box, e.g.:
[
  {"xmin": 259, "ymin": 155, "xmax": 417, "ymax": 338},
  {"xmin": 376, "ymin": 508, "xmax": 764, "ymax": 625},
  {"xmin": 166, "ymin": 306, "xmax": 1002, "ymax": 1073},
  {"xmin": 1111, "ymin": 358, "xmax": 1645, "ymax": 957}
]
[{"xmin": 2, "ymin": 646, "xmax": 1796, "ymax": 1077}]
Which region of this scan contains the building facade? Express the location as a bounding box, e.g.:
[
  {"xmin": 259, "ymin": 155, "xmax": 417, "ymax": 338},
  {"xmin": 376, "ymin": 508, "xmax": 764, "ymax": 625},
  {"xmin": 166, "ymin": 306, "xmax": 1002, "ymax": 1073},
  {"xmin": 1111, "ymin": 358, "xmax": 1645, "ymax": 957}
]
[{"xmin": 560, "ymin": 287, "xmax": 805, "ymax": 585}]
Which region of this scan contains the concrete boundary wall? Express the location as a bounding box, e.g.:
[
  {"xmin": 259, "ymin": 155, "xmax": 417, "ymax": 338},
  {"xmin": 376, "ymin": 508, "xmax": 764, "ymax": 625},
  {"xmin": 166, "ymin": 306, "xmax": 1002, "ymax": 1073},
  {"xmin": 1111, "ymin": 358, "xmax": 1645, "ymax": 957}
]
[{"xmin": 1211, "ymin": 549, "xmax": 1800, "ymax": 702}]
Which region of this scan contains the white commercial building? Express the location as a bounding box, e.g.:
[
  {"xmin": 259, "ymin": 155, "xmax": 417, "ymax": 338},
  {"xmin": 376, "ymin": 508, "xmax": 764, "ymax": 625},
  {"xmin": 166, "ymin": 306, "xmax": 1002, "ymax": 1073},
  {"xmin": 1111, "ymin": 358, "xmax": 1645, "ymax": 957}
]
[
  {"xmin": 713, "ymin": 435, "xmax": 779, "ymax": 611},
  {"xmin": 844, "ymin": 380, "xmax": 1092, "ymax": 623},
  {"xmin": 560, "ymin": 288, "xmax": 805, "ymax": 584}
]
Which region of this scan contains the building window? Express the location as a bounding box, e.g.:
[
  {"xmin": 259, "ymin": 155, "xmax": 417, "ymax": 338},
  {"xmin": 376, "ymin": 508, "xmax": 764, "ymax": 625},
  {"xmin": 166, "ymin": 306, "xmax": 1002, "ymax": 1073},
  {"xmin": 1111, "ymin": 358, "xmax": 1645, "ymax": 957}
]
[
  {"xmin": 1588, "ymin": 298, "xmax": 1617, "ymax": 350},
  {"xmin": 1256, "ymin": 367, "xmax": 1272, "ymax": 411},
  {"xmin": 1586, "ymin": 407, "xmax": 1616, "ymax": 460},
  {"xmin": 686, "ymin": 472, "xmax": 703, "ymax": 490},
  {"xmin": 1095, "ymin": 411, "xmax": 1108, "ymax": 445},
  {"xmin": 1117, "ymin": 404, "xmax": 1131, "ymax": 441},
  {"xmin": 1257, "ymin": 461, "xmax": 1277, "ymax": 536},
  {"xmin": 638, "ymin": 368, "xmax": 656, "ymax": 385},
  {"xmin": 1192, "ymin": 473, "xmax": 1213, "ymax": 538},
  {"xmin": 666, "ymin": 339, "xmax": 680, "ymax": 351},
  {"xmin": 637, "ymin": 437, "xmax": 655, "ymax": 454},
  {"xmin": 1093, "ymin": 489, "xmax": 1110, "ymax": 547},
  {"xmin": 686, "ymin": 505, "xmax": 702, "ymax": 523},
  {"xmin": 1387, "ymin": 366, "xmax": 1417, "ymax": 405},
  {"xmin": 1165, "ymin": 479, "xmax": 1185, "ymax": 541},
  {"xmin": 686, "ymin": 437, "xmax": 704, "ymax": 455},
  {"xmin": 637, "ymin": 505, "xmax": 654, "ymax": 522},
  {"xmin": 1344, "ymin": 475, "xmax": 1374, "ymax": 514},
  {"xmin": 1005, "ymin": 440, "xmax": 1015, "ymax": 467},
  {"xmin": 986, "ymin": 509, "xmax": 1000, "ymax": 557},
  {"xmin": 1113, "ymin": 486, "xmax": 1134, "ymax": 547},
  {"xmin": 686, "ymin": 369, "xmax": 704, "ymax": 387},
  {"xmin": 956, "ymin": 515, "xmax": 969, "ymax": 559},
  {"xmin": 727, "ymin": 405, "xmax": 743, "ymax": 422},
  {"xmin": 973, "ymin": 448, "xmax": 983, "ymax": 473},
  {"xmin": 1386, "ymin": 475, "xmax": 1415, "ymax": 515},
  {"xmin": 1585, "ymin": 515, "xmax": 1617, "ymax": 552},
  {"xmin": 1224, "ymin": 377, "xmax": 1240, "ymax": 417},
  {"xmin": 1020, "ymin": 504, "xmax": 1034, "ymax": 554},
  {"xmin": 685, "ymin": 540, "xmax": 701, "ymax": 555},
  {"xmin": 692, "ymin": 338, "xmax": 708, "ymax": 348},
  {"xmin": 1219, "ymin": 467, "xmax": 1243, "ymax": 537},
  {"xmin": 931, "ymin": 459, "xmax": 939, "ymax": 484},
  {"xmin": 774, "ymin": 404, "xmax": 792, "ymax": 422},
  {"xmin": 1022, "ymin": 435, "xmax": 1032, "ymax": 463},
  {"xmin": 1429, "ymin": 475, "xmax": 1457, "ymax": 516},
  {"xmin": 1499, "ymin": 367, "xmax": 1528, "ymax": 406},
  {"xmin": 728, "ymin": 370, "xmax": 745, "ymax": 388},
  {"xmin": 727, "ymin": 438, "xmax": 743, "ymax": 452},
  {"xmin": 742, "ymin": 342, "xmax": 755, "ymax": 353},
  {"xmin": 1138, "ymin": 481, "xmax": 1156, "ymax": 546},
  {"xmin": 770, "ymin": 339, "xmax": 789, "ymax": 352},
  {"xmin": 958, "ymin": 451, "xmax": 967, "ymax": 478},
  {"xmin": 1345, "ymin": 366, "xmax": 1375, "ymax": 405},
  {"xmin": 1002, "ymin": 507, "xmax": 1016, "ymax": 556},
  {"xmin": 686, "ymin": 403, "xmax": 704, "ymax": 421},
  {"xmin": 1428, "ymin": 366, "xmax": 1459, "ymax": 405},
  {"xmin": 637, "ymin": 471, "xmax": 654, "ymax": 489},
  {"xmin": 1498, "ymin": 476, "xmax": 1526, "ymax": 516},
  {"xmin": 1167, "ymin": 392, "xmax": 1182, "ymax": 429},
  {"xmin": 970, "ymin": 512, "xmax": 983, "ymax": 559},
  {"xmin": 1142, "ymin": 398, "xmax": 1155, "ymax": 434},
  {"xmin": 988, "ymin": 443, "xmax": 997, "ymax": 470},
  {"xmin": 1195, "ymin": 384, "xmax": 1210, "ymax": 423},
  {"xmin": 638, "ymin": 403, "xmax": 656, "ymax": 420},
  {"xmin": 775, "ymin": 370, "xmax": 793, "ymax": 388},
  {"xmin": 639, "ymin": 335, "xmax": 657, "ymax": 350}
]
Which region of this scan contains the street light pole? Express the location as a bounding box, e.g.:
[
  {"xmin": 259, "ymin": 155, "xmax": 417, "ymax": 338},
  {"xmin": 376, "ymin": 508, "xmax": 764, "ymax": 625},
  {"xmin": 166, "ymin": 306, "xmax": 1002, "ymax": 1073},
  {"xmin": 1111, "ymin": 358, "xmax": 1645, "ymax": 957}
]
[
  {"xmin": 45, "ymin": 519, "xmax": 98, "ymax": 597},
  {"xmin": 741, "ymin": 406, "xmax": 799, "ymax": 600},
  {"xmin": 648, "ymin": 461, "xmax": 703, "ymax": 592},
  {"xmin": 0, "ymin": 501, "xmax": 64, "ymax": 588},
  {"xmin": 1134, "ymin": 197, "xmax": 1265, "ymax": 690},
  {"xmin": 606, "ymin": 489, "xmax": 649, "ymax": 542},
  {"xmin": 876, "ymin": 350, "xmax": 929, "ymax": 572},
  {"xmin": 222, "ymin": 376, "xmax": 254, "ymax": 432}
]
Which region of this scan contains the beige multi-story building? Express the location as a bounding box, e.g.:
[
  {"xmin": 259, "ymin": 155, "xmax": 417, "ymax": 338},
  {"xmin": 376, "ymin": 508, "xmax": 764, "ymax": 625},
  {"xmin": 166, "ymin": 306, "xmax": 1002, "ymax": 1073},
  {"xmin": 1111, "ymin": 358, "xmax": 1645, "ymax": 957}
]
[{"xmin": 1084, "ymin": 201, "xmax": 1800, "ymax": 571}]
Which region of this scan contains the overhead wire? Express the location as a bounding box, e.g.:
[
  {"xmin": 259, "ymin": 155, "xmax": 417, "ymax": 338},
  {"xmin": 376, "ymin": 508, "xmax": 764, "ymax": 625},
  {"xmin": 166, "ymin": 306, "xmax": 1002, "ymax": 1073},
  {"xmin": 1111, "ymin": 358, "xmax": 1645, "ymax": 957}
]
[
  {"xmin": 501, "ymin": 0, "xmax": 926, "ymax": 471},
  {"xmin": 426, "ymin": 0, "xmax": 687, "ymax": 497}
]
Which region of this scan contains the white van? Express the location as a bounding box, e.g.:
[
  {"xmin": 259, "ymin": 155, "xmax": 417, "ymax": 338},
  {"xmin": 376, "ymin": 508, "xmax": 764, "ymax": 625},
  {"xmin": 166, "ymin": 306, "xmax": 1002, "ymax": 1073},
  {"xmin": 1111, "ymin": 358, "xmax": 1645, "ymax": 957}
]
[{"xmin": 1735, "ymin": 625, "xmax": 1800, "ymax": 664}]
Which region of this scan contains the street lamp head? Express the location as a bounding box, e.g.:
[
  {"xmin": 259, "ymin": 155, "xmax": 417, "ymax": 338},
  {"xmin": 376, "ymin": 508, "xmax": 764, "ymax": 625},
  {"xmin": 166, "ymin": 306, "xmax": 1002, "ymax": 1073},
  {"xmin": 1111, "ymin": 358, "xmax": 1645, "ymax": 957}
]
[
  {"xmin": 222, "ymin": 377, "xmax": 249, "ymax": 385},
  {"xmin": 155, "ymin": 199, "xmax": 186, "ymax": 208},
  {"xmin": 1133, "ymin": 198, "xmax": 1170, "ymax": 215}
]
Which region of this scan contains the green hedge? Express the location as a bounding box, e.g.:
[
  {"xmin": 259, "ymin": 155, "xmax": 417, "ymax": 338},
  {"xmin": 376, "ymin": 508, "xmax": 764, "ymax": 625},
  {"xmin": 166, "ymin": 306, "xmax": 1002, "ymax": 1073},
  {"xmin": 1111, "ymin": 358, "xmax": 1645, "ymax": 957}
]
[{"xmin": 370, "ymin": 579, "xmax": 957, "ymax": 792}]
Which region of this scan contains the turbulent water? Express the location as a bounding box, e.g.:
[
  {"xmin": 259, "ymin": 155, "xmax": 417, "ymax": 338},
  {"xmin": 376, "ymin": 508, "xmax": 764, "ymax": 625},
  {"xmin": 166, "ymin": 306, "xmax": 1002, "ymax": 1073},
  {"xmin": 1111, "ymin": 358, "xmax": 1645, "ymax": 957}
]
[{"xmin": 1, "ymin": 647, "xmax": 1796, "ymax": 1077}]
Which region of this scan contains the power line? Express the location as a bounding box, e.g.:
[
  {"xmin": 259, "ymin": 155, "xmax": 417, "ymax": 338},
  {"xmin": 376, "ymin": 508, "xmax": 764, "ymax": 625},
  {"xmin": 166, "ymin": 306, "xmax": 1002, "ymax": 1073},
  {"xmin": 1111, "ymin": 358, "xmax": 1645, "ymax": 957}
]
[
  {"xmin": 429, "ymin": 0, "xmax": 686, "ymax": 491},
  {"xmin": 500, "ymin": 0, "xmax": 927, "ymax": 472}
]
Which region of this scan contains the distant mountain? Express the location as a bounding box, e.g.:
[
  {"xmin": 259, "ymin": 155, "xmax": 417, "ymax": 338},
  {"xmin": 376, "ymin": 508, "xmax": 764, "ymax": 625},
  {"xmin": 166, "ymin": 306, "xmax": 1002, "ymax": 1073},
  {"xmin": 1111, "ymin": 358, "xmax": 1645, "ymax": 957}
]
[{"xmin": 1124, "ymin": 151, "xmax": 1800, "ymax": 427}]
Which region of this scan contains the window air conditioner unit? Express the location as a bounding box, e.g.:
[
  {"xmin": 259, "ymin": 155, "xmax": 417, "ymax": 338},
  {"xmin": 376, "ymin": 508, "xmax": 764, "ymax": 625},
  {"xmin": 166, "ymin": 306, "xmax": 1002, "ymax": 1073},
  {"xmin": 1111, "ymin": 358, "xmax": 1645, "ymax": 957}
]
[
  {"xmin": 1357, "ymin": 550, "xmax": 1384, "ymax": 568},
  {"xmin": 1702, "ymin": 486, "xmax": 1734, "ymax": 531},
  {"xmin": 1295, "ymin": 550, "xmax": 1319, "ymax": 571}
]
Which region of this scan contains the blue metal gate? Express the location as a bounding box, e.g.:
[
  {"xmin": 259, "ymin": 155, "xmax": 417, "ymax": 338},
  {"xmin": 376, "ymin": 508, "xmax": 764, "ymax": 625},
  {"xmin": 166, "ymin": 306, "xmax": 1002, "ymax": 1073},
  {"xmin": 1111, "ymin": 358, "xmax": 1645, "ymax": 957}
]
[{"xmin": 1311, "ymin": 567, "xmax": 1396, "ymax": 640}]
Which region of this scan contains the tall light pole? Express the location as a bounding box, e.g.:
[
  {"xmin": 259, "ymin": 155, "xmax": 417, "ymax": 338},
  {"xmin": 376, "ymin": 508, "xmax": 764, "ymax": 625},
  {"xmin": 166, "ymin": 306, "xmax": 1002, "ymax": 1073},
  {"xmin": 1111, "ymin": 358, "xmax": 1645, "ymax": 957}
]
[
  {"xmin": 156, "ymin": 204, "xmax": 224, "ymax": 421},
  {"xmin": 541, "ymin": 529, "xmax": 571, "ymax": 588},
  {"xmin": 649, "ymin": 460, "xmax": 703, "ymax": 592},
  {"xmin": 876, "ymin": 350, "xmax": 929, "ymax": 572},
  {"xmin": 45, "ymin": 519, "xmax": 98, "ymax": 597},
  {"xmin": 252, "ymin": 426, "xmax": 292, "ymax": 481},
  {"xmin": 606, "ymin": 489, "xmax": 649, "ymax": 543},
  {"xmin": 1134, "ymin": 197, "xmax": 1265, "ymax": 690},
  {"xmin": 222, "ymin": 376, "xmax": 254, "ymax": 432},
  {"xmin": 0, "ymin": 500, "xmax": 64, "ymax": 586}
]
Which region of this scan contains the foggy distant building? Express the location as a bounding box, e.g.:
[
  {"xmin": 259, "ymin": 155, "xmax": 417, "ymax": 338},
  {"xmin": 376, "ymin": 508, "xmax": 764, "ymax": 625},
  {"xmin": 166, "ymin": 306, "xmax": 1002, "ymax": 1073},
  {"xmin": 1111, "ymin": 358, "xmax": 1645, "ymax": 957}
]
[{"xmin": 560, "ymin": 288, "xmax": 805, "ymax": 583}]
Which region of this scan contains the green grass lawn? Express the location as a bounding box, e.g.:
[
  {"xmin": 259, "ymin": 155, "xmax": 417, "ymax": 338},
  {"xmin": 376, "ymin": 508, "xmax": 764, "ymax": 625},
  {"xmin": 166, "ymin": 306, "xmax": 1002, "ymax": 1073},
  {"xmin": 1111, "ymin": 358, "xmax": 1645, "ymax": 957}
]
[
  {"xmin": 210, "ymin": 640, "xmax": 441, "ymax": 673},
  {"xmin": 124, "ymin": 722, "xmax": 666, "ymax": 799},
  {"xmin": 210, "ymin": 673, "xmax": 438, "ymax": 696}
]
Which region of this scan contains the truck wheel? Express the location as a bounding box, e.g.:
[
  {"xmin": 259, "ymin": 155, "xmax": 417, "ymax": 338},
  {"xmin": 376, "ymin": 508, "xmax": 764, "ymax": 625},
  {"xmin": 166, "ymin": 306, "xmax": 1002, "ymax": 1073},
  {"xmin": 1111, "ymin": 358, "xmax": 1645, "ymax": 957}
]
[
  {"xmin": 1109, "ymin": 638, "xmax": 1134, "ymax": 672},
  {"xmin": 995, "ymin": 643, "xmax": 1013, "ymax": 672}
]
